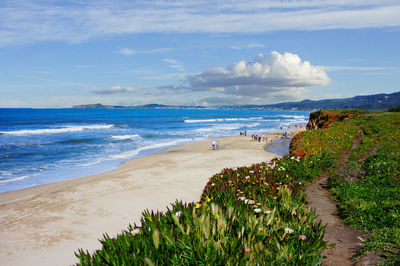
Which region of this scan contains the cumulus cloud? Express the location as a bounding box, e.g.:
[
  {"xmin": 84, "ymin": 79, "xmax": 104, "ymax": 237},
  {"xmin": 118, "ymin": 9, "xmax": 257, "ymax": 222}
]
[
  {"xmin": 186, "ymin": 51, "xmax": 330, "ymax": 98},
  {"xmin": 93, "ymin": 86, "xmax": 141, "ymax": 94}
]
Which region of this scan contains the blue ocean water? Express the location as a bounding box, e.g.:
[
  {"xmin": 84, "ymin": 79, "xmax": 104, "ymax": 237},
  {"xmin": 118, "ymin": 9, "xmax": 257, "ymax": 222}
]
[{"xmin": 0, "ymin": 108, "xmax": 309, "ymax": 193}]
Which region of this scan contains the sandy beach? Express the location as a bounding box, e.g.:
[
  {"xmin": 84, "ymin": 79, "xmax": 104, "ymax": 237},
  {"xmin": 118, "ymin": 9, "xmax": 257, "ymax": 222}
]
[{"xmin": 0, "ymin": 128, "xmax": 304, "ymax": 266}]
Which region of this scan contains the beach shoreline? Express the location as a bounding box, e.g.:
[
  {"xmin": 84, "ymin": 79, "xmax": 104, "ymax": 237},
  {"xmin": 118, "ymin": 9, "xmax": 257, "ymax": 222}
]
[{"xmin": 0, "ymin": 127, "xmax": 304, "ymax": 266}]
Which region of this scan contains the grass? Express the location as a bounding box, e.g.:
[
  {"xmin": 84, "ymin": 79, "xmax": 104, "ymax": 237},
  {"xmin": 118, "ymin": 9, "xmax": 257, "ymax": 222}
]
[
  {"xmin": 328, "ymin": 112, "xmax": 400, "ymax": 265},
  {"xmin": 75, "ymin": 109, "xmax": 400, "ymax": 265}
]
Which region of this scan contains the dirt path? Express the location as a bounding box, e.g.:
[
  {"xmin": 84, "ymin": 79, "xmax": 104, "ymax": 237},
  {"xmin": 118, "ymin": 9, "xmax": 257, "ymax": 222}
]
[{"xmin": 306, "ymin": 132, "xmax": 372, "ymax": 265}]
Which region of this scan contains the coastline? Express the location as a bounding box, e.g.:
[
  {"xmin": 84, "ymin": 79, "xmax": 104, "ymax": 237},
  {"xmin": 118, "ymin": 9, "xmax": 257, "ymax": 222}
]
[{"xmin": 0, "ymin": 128, "xmax": 304, "ymax": 266}]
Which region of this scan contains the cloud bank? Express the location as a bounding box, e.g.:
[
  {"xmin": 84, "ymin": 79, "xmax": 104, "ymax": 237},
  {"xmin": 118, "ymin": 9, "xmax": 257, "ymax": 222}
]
[
  {"xmin": 1, "ymin": 1, "xmax": 400, "ymax": 45},
  {"xmin": 187, "ymin": 51, "xmax": 330, "ymax": 98},
  {"xmin": 93, "ymin": 86, "xmax": 141, "ymax": 94}
]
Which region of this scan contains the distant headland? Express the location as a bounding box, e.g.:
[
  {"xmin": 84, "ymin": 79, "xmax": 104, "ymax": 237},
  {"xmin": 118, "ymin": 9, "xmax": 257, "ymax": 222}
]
[{"xmin": 73, "ymin": 91, "xmax": 400, "ymax": 111}]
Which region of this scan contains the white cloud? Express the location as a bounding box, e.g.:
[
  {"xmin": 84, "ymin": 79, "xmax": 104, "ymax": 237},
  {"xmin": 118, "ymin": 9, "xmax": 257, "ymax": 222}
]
[
  {"xmin": 230, "ymin": 43, "xmax": 264, "ymax": 50},
  {"xmin": 117, "ymin": 48, "xmax": 136, "ymax": 56},
  {"xmin": 1, "ymin": 1, "xmax": 400, "ymax": 46},
  {"xmin": 162, "ymin": 58, "xmax": 184, "ymax": 71},
  {"xmin": 186, "ymin": 51, "xmax": 330, "ymax": 98},
  {"xmin": 93, "ymin": 86, "xmax": 141, "ymax": 94},
  {"xmin": 116, "ymin": 47, "xmax": 174, "ymax": 56}
]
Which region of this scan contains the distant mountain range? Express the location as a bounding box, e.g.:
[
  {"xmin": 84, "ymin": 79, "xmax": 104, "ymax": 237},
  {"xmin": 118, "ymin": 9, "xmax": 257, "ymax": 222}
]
[{"xmin": 73, "ymin": 91, "xmax": 400, "ymax": 111}]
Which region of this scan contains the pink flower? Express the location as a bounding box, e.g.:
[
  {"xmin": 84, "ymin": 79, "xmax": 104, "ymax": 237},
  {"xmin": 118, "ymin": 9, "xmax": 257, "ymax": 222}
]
[
  {"xmin": 244, "ymin": 247, "xmax": 251, "ymax": 253},
  {"xmin": 377, "ymin": 170, "xmax": 380, "ymax": 173},
  {"xmin": 298, "ymin": 235, "xmax": 307, "ymax": 241}
]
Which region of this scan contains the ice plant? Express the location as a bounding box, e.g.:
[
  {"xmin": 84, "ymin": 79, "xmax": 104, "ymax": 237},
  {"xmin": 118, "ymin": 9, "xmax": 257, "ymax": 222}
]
[
  {"xmin": 246, "ymin": 200, "xmax": 255, "ymax": 205},
  {"xmin": 285, "ymin": 227, "xmax": 294, "ymax": 234},
  {"xmin": 298, "ymin": 235, "xmax": 307, "ymax": 241},
  {"xmin": 131, "ymin": 228, "xmax": 140, "ymax": 235},
  {"xmin": 254, "ymin": 208, "xmax": 262, "ymax": 213}
]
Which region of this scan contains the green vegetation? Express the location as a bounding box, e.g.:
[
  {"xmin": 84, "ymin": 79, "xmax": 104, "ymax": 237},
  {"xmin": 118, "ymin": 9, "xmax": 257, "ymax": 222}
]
[
  {"xmin": 76, "ymin": 157, "xmax": 329, "ymax": 265},
  {"xmin": 75, "ymin": 109, "xmax": 400, "ymax": 265},
  {"xmin": 388, "ymin": 106, "xmax": 400, "ymax": 112},
  {"xmin": 328, "ymin": 112, "xmax": 400, "ymax": 264}
]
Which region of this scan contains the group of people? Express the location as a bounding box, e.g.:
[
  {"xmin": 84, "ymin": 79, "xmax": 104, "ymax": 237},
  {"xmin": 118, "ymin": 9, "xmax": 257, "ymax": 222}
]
[
  {"xmin": 211, "ymin": 140, "xmax": 220, "ymax": 150},
  {"xmin": 251, "ymin": 134, "xmax": 267, "ymax": 142}
]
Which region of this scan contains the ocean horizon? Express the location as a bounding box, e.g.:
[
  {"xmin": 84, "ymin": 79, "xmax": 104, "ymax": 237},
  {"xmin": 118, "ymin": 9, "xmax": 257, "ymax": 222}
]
[{"xmin": 0, "ymin": 108, "xmax": 309, "ymax": 193}]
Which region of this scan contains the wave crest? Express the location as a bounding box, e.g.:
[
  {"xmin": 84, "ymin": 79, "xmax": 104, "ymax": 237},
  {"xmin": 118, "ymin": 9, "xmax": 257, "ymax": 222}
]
[{"xmin": 0, "ymin": 124, "xmax": 114, "ymax": 135}]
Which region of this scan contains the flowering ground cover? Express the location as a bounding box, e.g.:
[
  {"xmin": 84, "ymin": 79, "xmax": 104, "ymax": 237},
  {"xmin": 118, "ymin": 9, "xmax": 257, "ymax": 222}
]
[
  {"xmin": 328, "ymin": 112, "xmax": 400, "ymax": 264},
  {"xmin": 75, "ymin": 155, "xmax": 329, "ymax": 265},
  {"xmin": 75, "ymin": 109, "xmax": 400, "ymax": 265}
]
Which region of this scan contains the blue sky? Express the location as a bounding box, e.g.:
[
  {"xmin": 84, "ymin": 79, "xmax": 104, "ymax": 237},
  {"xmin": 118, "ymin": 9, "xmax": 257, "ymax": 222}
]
[{"xmin": 0, "ymin": 0, "xmax": 399, "ymax": 107}]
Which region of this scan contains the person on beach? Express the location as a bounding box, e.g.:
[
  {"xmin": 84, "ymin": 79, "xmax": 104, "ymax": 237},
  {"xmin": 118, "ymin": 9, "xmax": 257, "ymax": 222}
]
[
  {"xmin": 216, "ymin": 140, "xmax": 220, "ymax": 150},
  {"xmin": 212, "ymin": 140, "xmax": 216, "ymax": 150}
]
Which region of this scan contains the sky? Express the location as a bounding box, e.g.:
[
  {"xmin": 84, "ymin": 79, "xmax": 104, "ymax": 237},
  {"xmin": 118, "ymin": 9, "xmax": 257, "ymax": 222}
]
[{"xmin": 0, "ymin": 0, "xmax": 400, "ymax": 108}]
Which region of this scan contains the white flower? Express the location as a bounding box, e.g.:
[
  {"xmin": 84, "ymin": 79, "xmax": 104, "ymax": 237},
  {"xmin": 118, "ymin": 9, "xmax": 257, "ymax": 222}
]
[
  {"xmin": 211, "ymin": 183, "xmax": 215, "ymax": 186},
  {"xmin": 291, "ymin": 211, "xmax": 297, "ymax": 216},
  {"xmin": 290, "ymin": 156, "xmax": 295, "ymax": 160},
  {"xmin": 246, "ymin": 200, "xmax": 255, "ymax": 205},
  {"xmin": 285, "ymin": 227, "xmax": 294, "ymax": 234},
  {"xmin": 264, "ymin": 210, "xmax": 272, "ymax": 214},
  {"xmin": 254, "ymin": 208, "xmax": 262, "ymax": 213},
  {"xmin": 175, "ymin": 211, "xmax": 183, "ymax": 217},
  {"xmin": 264, "ymin": 182, "xmax": 269, "ymax": 186},
  {"xmin": 238, "ymin": 196, "xmax": 246, "ymax": 201},
  {"xmin": 245, "ymin": 176, "xmax": 250, "ymax": 179},
  {"xmin": 131, "ymin": 228, "xmax": 140, "ymax": 235},
  {"xmin": 298, "ymin": 182, "xmax": 302, "ymax": 185},
  {"xmin": 249, "ymin": 170, "xmax": 254, "ymax": 173}
]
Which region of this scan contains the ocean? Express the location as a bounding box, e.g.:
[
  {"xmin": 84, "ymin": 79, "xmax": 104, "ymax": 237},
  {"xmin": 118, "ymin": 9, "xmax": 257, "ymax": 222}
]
[{"xmin": 0, "ymin": 108, "xmax": 309, "ymax": 193}]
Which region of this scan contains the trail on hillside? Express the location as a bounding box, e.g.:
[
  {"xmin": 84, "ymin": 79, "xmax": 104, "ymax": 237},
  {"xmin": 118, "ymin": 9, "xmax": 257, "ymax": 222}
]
[{"xmin": 306, "ymin": 129, "xmax": 378, "ymax": 265}]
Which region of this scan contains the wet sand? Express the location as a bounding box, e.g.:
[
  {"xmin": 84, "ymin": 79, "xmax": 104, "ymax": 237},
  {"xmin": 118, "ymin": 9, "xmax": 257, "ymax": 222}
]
[{"xmin": 0, "ymin": 128, "xmax": 304, "ymax": 265}]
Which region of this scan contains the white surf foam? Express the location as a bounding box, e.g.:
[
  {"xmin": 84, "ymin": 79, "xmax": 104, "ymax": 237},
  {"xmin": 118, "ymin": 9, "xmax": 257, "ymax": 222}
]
[
  {"xmin": 0, "ymin": 124, "xmax": 114, "ymax": 135},
  {"xmin": 194, "ymin": 122, "xmax": 261, "ymax": 133},
  {"xmin": 184, "ymin": 117, "xmax": 263, "ymax": 123},
  {"xmin": 108, "ymin": 134, "xmax": 140, "ymax": 140},
  {"xmin": 0, "ymin": 176, "xmax": 29, "ymax": 184},
  {"xmin": 80, "ymin": 138, "xmax": 192, "ymax": 166}
]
